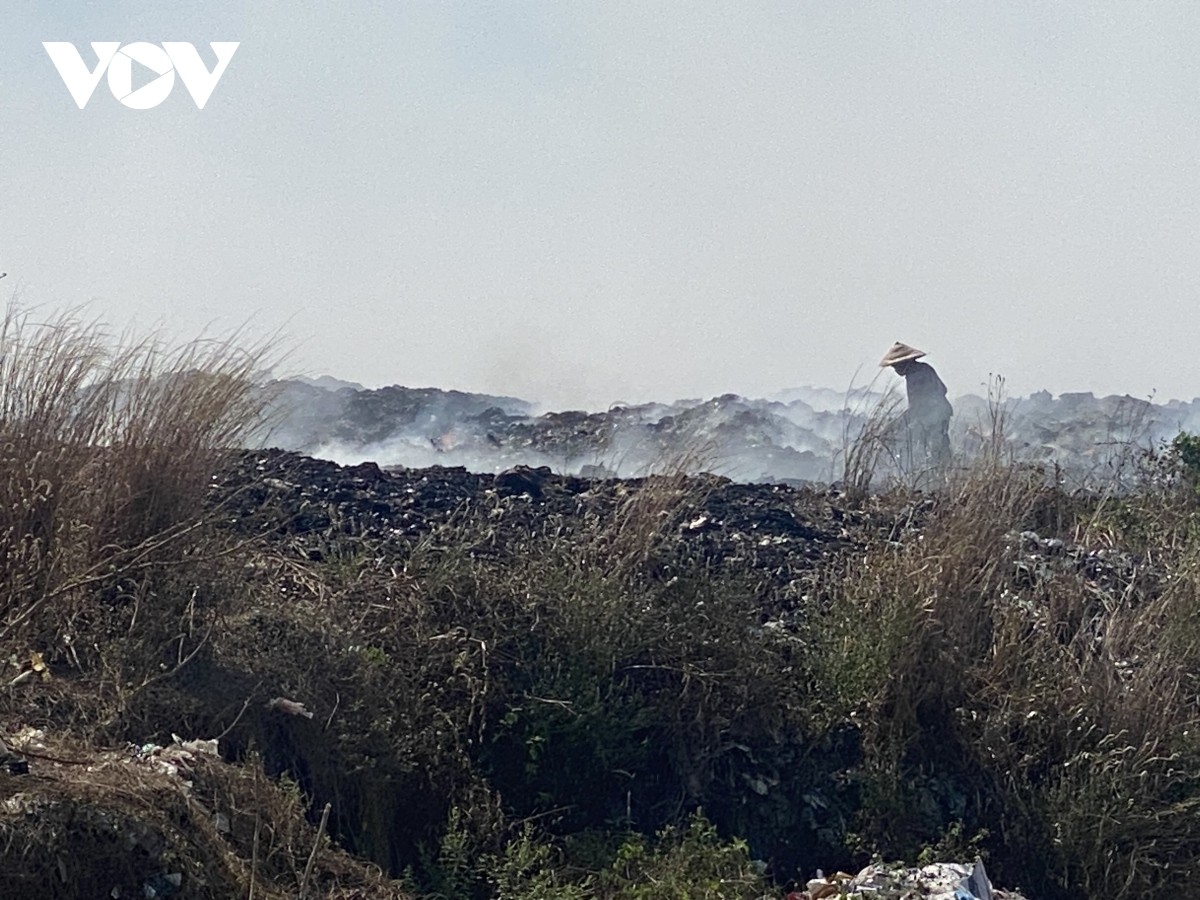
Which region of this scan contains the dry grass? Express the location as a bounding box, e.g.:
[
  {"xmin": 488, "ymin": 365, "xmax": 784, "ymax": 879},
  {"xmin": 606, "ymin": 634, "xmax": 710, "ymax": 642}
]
[
  {"xmin": 0, "ymin": 735, "xmax": 408, "ymax": 900},
  {"xmin": 838, "ymin": 376, "xmax": 903, "ymax": 501},
  {"xmin": 0, "ymin": 304, "xmax": 277, "ymax": 655},
  {"xmin": 822, "ymin": 386, "xmax": 1200, "ymax": 897},
  {"xmin": 587, "ymin": 436, "xmax": 722, "ymax": 579}
]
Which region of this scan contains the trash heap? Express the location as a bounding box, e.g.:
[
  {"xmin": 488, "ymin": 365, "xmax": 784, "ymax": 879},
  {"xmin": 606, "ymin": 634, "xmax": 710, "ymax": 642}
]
[
  {"xmin": 794, "ymin": 860, "xmax": 1028, "ymax": 900},
  {"xmin": 263, "ymin": 379, "xmax": 1200, "ymax": 486},
  {"xmin": 211, "ymin": 448, "xmax": 864, "ymax": 594},
  {"xmin": 0, "ymin": 725, "xmax": 408, "ymax": 900}
]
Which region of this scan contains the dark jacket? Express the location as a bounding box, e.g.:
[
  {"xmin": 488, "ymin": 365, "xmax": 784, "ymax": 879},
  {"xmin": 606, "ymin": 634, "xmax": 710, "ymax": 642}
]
[{"xmin": 901, "ymin": 361, "xmax": 952, "ymax": 427}]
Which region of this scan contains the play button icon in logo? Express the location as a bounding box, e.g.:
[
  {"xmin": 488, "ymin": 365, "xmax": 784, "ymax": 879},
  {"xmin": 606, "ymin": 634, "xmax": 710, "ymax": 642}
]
[{"xmin": 106, "ymin": 42, "xmax": 175, "ymax": 109}]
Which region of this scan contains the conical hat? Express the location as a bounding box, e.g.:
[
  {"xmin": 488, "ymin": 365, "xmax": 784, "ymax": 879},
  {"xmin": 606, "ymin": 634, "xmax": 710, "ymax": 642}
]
[{"xmin": 879, "ymin": 342, "xmax": 926, "ymax": 367}]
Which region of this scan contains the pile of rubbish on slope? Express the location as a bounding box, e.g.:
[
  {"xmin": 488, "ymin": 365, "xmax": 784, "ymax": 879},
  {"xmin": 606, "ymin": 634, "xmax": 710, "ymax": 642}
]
[
  {"xmin": 790, "ymin": 859, "xmax": 1028, "ymax": 900},
  {"xmin": 211, "ymin": 448, "xmax": 868, "ymax": 596},
  {"xmin": 0, "ymin": 725, "xmax": 408, "ymax": 900}
]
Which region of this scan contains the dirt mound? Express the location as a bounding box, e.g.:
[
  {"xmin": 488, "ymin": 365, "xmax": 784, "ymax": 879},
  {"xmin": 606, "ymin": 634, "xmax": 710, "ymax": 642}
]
[{"xmin": 0, "ymin": 729, "xmax": 404, "ymax": 900}]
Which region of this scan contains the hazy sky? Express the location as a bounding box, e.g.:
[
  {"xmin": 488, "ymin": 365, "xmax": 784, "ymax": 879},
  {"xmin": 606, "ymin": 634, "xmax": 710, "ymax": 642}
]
[{"xmin": 2, "ymin": 2, "xmax": 1197, "ymax": 410}]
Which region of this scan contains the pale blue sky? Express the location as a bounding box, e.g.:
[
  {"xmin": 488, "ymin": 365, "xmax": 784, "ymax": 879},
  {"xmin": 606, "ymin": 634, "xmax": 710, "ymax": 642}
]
[{"xmin": 2, "ymin": 2, "xmax": 1197, "ymax": 408}]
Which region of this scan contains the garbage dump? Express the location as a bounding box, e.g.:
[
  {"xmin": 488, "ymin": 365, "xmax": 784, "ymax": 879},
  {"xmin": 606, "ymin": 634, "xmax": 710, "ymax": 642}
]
[{"xmin": 791, "ymin": 860, "xmax": 1027, "ymax": 900}]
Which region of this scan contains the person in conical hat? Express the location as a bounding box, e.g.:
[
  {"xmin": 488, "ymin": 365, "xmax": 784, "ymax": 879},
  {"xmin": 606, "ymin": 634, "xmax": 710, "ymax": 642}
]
[
  {"xmin": 880, "ymin": 341, "xmax": 952, "ymax": 464},
  {"xmin": 879, "ymin": 342, "xmax": 926, "ymax": 367}
]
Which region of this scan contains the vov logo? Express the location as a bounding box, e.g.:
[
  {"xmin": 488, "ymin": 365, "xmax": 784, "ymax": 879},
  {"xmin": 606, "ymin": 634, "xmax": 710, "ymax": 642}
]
[{"xmin": 43, "ymin": 42, "xmax": 239, "ymax": 109}]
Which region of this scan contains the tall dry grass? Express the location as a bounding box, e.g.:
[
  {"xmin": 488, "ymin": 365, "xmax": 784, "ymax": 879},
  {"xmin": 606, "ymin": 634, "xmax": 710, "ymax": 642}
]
[
  {"xmin": 839, "ymin": 388, "xmax": 902, "ymax": 501},
  {"xmin": 0, "ymin": 305, "xmax": 277, "ymax": 655},
  {"xmin": 594, "ymin": 437, "xmax": 721, "ymax": 579},
  {"xmin": 821, "ymin": 380, "xmax": 1200, "ymax": 897}
]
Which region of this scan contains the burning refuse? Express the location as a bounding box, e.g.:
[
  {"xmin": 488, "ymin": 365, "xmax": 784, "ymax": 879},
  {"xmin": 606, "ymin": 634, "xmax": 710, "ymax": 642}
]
[{"xmin": 259, "ymin": 378, "xmax": 1200, "ymax": 488}]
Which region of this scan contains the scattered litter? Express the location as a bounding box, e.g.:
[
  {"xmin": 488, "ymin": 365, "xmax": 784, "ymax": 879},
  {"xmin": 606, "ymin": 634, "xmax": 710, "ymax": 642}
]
[
  {"xmin": 266, "ymin": 697, "xmax": 315, "ymax": 719},
  {"xmin": 794, "ymin": 860, "xmax": 1025, "ymax": 900},
  {"xmin": 127, "ymin": 736, "xmax": 221, "ymax": 788},
  {"xmin": 9, "ymin": 726, "xmax": 47, "ymax": 752},
  {"xmin": 3, "ymin": 792, "xmax": 43, "ymax": 814},
  {"xmin": 171, "ymin": 734, "xmax": 219, "ymax": 757},
  {"xmin": 805, "ymin": 869, "xmax": 853, "ymax": 898}
]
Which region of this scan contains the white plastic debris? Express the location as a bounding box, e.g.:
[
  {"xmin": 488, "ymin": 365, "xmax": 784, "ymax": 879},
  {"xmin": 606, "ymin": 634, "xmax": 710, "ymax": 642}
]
[
  {"xmin": 10, "ymin": 726, "xmax": 47, "ymax": 751},
  {"xmin": 171, "ymin": 735, "xmax": 219, "ymax": 757},
  {"xmin": 843, "ymin": 859, "xmax": 1000, "ymax": 900},
  {"xmin": 266, "ymin": 697, "xmax": 315, "ymax": 719}
]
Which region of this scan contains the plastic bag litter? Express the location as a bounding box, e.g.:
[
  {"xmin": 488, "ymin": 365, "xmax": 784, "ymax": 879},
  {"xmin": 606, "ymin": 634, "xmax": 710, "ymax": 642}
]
[{"xmin": 802, "ymin": 859, "xmax": 1011, "ymax": 900}]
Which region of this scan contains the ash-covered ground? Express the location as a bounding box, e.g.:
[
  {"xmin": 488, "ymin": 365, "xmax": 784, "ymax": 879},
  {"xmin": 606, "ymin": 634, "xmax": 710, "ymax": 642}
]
[{"xmin": 258, "ymin": 378, "xmax": 1200, "ymax": 485}]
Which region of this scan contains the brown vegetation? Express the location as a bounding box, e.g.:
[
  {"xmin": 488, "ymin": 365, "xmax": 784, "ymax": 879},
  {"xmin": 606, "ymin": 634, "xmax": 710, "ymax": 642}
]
[{"xmin": 3, "ymin": 312, "xmax": 1200, "ymax": 899}]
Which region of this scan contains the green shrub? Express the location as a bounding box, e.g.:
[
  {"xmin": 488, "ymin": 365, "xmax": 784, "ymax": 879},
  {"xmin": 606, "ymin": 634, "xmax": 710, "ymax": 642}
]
[{"xmin": 597, "ymin": 811, "xmax": 769, "ymax": 900}]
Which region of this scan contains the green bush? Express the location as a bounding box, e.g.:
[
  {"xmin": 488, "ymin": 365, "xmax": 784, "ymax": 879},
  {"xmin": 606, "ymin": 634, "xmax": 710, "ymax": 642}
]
[{"xmin": 597, "ymin": 812, "xmax": 770, "ymax": 900}]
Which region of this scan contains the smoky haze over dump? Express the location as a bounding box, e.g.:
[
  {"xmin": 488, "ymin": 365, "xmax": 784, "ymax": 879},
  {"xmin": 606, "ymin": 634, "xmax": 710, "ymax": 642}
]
[
  {"xmin": 259, "ymin": 379, "xmax": 1200, "ymax": 489},
  {"xmin": 1, "ymin": 2, "xmax": 1198, "ymax": 410}
]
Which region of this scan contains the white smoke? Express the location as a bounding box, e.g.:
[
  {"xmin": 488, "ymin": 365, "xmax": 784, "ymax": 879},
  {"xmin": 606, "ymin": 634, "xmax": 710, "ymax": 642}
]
[{"xmin": 259, "ymin": 378, "xmax": 1200, "ymax": 487}]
